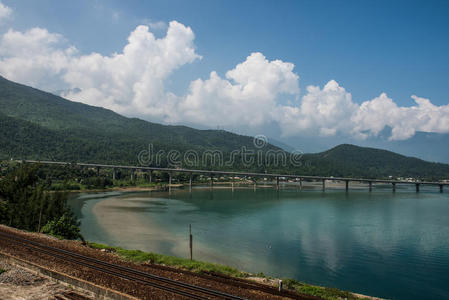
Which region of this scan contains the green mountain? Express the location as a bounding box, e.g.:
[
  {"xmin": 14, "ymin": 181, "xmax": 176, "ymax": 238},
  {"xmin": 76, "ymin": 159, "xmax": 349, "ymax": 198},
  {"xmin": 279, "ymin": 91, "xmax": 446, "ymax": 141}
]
[
  {"xmin": 301, "ymin": 144, "xmax": 449, "ymax": 180},
  {"xmin": 0, "ymin": 75, "xmax": 279, "ymax": 166},
  {"xmin": 1, "ymin": 75, "xmax": 448, "ymax": 180}
]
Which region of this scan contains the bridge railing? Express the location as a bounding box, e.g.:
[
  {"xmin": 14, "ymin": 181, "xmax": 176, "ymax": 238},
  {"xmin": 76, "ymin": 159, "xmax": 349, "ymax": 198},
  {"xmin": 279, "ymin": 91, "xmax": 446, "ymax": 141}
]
[{"xmin": 17, "ymin": 159, "xmax": 449, "ymax": 192}]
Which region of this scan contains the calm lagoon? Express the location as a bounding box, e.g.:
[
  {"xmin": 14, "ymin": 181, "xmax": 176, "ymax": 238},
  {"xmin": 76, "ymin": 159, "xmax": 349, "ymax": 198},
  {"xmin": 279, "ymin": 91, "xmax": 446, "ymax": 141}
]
[{"xmin": 68, "ymin": 186, "xmax": 449, "ymax": 300}]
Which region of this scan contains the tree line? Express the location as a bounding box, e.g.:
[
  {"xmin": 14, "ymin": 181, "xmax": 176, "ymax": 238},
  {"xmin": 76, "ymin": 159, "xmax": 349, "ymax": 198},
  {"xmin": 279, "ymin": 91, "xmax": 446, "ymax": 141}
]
[{"xmin": 0, "ymin": 164, "xmax": 82, "ymax": 240}]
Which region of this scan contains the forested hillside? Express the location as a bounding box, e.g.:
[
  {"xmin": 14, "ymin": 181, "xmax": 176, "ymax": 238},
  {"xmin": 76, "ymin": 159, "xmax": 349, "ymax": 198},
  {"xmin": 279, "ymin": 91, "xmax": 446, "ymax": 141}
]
[
  {"xmin": 302, "ymin": 144, "xmax": 449, "ymax": 179},
  {"xmin": 0, "ymin": 75, "xmax": 279, "ymax": 166},
  {"xmin": 1, "ymin": 76, "xmax": 448, "ymax": 180}
]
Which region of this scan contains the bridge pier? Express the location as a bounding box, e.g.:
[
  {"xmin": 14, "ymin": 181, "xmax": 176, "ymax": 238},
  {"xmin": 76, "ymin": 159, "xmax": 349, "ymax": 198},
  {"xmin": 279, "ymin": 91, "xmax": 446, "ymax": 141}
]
[
  {"xmin": 22, "ymin": 160, "xmax": 448, "ymax": 196},
  {"xmin": 253, "ymin": 179, "xmax": 257, "ymax": 191},
  {"xmin": 369, "ymin": 181, "xmax": 372, "ymax": 192},
  {"xmin": 149, "ymin": 170, "xmax": 152, "ymax": 183}
]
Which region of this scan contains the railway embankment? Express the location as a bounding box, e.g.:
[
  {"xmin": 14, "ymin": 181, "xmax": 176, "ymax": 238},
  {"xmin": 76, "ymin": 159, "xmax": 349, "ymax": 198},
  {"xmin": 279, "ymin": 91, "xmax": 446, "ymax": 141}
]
[{"xmin": 0, "ymin": 225, "xmax": 322, "ymax": 300}]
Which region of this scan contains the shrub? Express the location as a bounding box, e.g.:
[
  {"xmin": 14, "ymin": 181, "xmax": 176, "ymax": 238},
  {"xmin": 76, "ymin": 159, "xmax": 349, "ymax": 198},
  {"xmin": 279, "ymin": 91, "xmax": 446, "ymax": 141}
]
[{"xmin": 41, "ymin": 212, "xmax": 83, "ymax": 240}]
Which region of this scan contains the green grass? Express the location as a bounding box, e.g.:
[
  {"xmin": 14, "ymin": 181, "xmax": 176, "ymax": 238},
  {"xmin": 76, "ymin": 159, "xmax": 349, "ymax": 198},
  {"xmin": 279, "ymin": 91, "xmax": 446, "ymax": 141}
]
[
  {"xmin": 87, "ymin": 242, "xmax": 247, "ymax": 278},
  {"xmin": 87, "ymin": 242, "xmax": 371, "ymax": 300},
  {"xmin": 0, "ymin": 268, "xmax": 6, "ymax": 275},
  {"xmin": 281, "ymin": 278, "xmax": 371, "ymax": 300}
]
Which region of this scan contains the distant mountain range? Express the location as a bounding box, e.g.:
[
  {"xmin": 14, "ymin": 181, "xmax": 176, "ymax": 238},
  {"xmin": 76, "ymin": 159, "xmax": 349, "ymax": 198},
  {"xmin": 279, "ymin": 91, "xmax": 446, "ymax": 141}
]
[
  {"xmin": 364, "ymin": 128, "xmax": 449, "ymax": 164},
  {"xmin": 302, "ymin": 144, "xmax": 449, "ymax": 180},
  {"xmin": 1, "ymin": 75, "xmax": 448, "ymax": 180},
  {"xmin": 280, "ymin": 127, "xmax": 449, "ymax": 164}
]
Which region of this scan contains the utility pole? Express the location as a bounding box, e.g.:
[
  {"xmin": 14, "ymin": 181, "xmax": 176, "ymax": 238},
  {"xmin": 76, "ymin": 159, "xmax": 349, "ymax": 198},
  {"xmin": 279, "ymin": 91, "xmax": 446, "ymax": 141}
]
[{"xmin": 189, "ymin": 224, "xmax": 193, "ymax": 261}]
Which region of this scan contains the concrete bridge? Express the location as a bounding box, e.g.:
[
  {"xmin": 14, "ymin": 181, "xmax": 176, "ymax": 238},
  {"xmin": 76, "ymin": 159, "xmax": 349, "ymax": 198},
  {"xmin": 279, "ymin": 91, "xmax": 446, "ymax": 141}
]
[{"xmin": 19, "ymin": 160, "xmax": 449, "ymax": 193}]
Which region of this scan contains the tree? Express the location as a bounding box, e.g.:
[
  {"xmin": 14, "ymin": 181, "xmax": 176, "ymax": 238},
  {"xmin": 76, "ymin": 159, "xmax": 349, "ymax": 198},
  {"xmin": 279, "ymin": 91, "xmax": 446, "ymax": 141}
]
[
  {"xmin": 41, "ymin": 212, "xmax": 83, "ymax": 240},
  {"xmin": 0, "ymin": 164, "xmax": 82, "ymax": 239}
]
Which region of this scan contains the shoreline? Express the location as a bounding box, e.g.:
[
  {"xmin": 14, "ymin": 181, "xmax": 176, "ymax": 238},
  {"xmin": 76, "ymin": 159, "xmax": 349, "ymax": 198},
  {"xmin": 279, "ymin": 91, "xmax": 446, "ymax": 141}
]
[
  {"xmin": 0, "ymin": 224, "xmax": 383, "ymax": 300},
  {"xmin": 87, "ymin": 240, "xmax": 384, "ymax": 300},
  {"xmin": 71, "ymin": 189, "xmax": 390, "ymax": 300},
  {"xmin": 91, "ymin": 195, "xmax": 186, "ymax": 256},
  {"xmin": 61, "ymin": 179, "xmax": 388, "ymax": 194},
  {"xmin": 90, "ymin": 194, "xmax": 247, "ymax": 267}
]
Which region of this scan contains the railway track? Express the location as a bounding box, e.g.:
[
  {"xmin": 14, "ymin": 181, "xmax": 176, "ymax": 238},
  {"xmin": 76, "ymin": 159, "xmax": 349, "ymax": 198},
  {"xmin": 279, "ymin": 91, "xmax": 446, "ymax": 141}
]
[
  {"xmin": 143, "ymin": 263, "xmax": 319, "ymax": 299},
  {"xmin": 0, "ymin": 231, "xmax": 246, "ymax": 300}
]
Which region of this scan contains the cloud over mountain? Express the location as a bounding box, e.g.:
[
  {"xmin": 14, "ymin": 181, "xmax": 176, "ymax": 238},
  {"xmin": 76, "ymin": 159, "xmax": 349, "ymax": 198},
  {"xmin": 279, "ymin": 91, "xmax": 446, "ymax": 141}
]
[
  {"xmin": 0, "ymin": 20, "xmax": 448, "ymax": 141},
  {"xmin": 175, "ymin": 52, "xmax": 299, "ymax": 127}
]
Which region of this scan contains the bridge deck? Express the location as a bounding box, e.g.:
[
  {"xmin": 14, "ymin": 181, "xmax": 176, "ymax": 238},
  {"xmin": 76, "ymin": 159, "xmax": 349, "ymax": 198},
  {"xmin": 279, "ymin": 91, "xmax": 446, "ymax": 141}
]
[{"xmin": 20, "ymin": 160, "xmax": 449, "ymax": 187}]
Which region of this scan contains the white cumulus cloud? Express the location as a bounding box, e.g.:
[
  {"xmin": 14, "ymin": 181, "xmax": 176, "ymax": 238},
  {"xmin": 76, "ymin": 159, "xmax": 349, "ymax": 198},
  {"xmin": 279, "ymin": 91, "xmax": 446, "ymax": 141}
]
[
  {"xmin": 62, "ymin": 21, "xmax": 201, "ymax": 118},
  {"xmin": 0, "ymin": 20, "xmax": 448, "ymax": 141},
  {"xmin": 0, "ymin": 1, "xmax": 12, "ymax": 21},
  {"xmin": 0, "ymin": 21, "xmax": 200, "ymax": 118},
  {"xmin": 275, "ymin": 80, "xmax": 358, "ymax": 137},
  {"xmin": 174, "ymin": 52, "xmax": 299, "ymax": 127},
  {"xmin": 276, "ymin": 85, "xmax": 449, "ymax": 140},
  {"xmin": 352, "ymin": 94, "xmax": 449, "ymax": 140},
  {"xmin": 0, "ymin": 27, "xmax": 75, "ymax": 91}
]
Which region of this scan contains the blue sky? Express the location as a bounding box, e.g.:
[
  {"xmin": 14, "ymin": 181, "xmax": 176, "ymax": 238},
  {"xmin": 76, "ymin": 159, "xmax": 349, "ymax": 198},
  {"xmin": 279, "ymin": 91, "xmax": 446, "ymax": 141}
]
[
  {"xmin": 1, "ymin": 0, "xmax": 449, "ymax": 152},
  {"xmin": 7, "ymin": 0, "xmax": 449, "ymax": 105}
]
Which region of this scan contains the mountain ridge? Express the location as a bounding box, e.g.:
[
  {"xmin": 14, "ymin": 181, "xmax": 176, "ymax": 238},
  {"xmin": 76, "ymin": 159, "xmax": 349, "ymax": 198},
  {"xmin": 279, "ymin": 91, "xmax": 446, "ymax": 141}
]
[
  {"xmin": 1, "ymin": 75, "xmax": 448, "ymax": 179},
  {"xmin": 302, "ymin": 144, "xmax": 449, "ymax": 179}
]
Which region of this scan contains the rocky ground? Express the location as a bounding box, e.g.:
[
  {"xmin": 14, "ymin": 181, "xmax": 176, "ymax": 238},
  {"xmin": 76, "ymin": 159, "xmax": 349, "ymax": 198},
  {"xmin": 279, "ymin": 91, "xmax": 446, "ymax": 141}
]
[{"xmin": 0, "ymin": 257, "xmax": 93, "ymax": 300}]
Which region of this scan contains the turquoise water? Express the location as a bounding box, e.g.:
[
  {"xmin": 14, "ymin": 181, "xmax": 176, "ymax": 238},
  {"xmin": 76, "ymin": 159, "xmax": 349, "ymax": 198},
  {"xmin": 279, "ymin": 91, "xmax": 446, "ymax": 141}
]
[{"xmin": 68, "ymin": 186, "xmax": 449, "ymax": 300}]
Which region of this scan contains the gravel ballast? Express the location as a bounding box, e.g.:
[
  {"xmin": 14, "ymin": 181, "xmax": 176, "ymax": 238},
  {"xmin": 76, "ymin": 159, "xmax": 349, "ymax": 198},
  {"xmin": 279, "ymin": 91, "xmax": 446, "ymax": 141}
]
[{"xmin": 0, "ymin": 225, "xmax": 311, "ymax": 300}]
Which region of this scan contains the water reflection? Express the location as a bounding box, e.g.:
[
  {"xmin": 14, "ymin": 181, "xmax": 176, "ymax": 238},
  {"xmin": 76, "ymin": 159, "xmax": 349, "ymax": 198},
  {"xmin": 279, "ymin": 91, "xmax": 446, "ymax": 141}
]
[{"xmin": 68, "ymin": 187, "xmax": 449, "ymax": 300}]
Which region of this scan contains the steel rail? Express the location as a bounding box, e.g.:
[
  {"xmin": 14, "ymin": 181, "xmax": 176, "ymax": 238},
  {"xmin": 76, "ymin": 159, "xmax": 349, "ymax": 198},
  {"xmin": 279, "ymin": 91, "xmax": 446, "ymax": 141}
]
[{"xmin": 0, "ymin": 231, "xmax": 246, "ymax": 300}]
